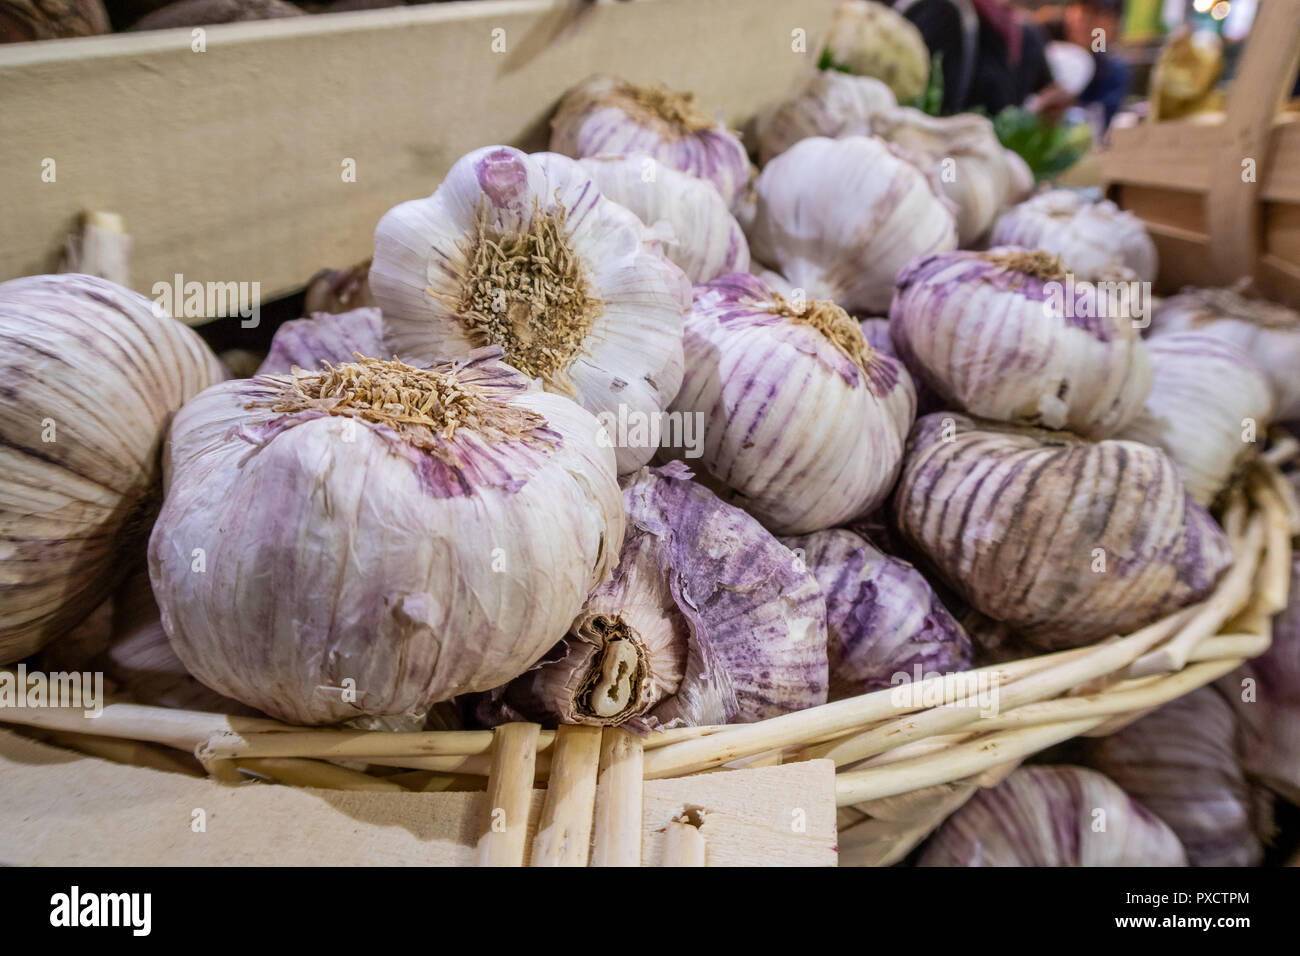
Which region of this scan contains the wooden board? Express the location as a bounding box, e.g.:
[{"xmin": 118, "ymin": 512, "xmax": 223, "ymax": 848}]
[
  {"xmin": 0, "ymin": 0, "xmax": 831, "ymax": 318},
  {"xmin": 0, "ymin": 730, "xmax": 837, "ymax": 866}
]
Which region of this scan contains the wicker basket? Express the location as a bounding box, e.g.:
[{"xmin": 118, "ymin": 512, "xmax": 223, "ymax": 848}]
[{"xmin": 2, "ymin": 445, "xmax": 1294, "ymax": 866}]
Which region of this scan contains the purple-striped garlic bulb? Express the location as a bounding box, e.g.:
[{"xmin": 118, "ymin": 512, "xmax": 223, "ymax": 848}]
[
  {"xmin": 148, "ymin": 348, "xmax": 625, "ymax": 725},
  {"xmin": 477, "ymin": 463, "xmax": 828, "ymax": 730},
  {"xmin": 577, "ymin": 153, "xmax": 749, "ymax": 283},
  {"xmin": 782, "ymin": 528, "xmax": 970, "ymax": 698},
  {"xmin": 257, "ymin": 308, "xmax": 386, "ymax": 376},
  {"xmin": 1084, "ymin": 687, "xmax": 1270, "ymax": 867},
  {"xmin": 754, "ymin": 70, "xmax": 898, "ymax": 165},
  {"xmin": 549, "ymin": 75, "xmax": 751, "ymax": 208},
  {"xmin": 369, "ymin": 145, "xmax": 690, "ymax": 474},
  {"xmin": 0, "ymin": 274, "xmax": 226, "ymax": 664},
  {"xmin": 919, "ymin": 766, "xmax": 1187, "ymax": 866},
  {"xmin": 991, "ymin": 190, "xmax": 1158, "ymax": 283},
  {"xmin": 890, "ymin": 248, "xmax": 1153, "ymax": 437},
  {"xmin": 1148, "ymin": 286, "xmax": 1300, "ymax": 421},
  {"xmin": 671, "ymin": 273, "xmax": 915, "ymax": 535},
  {"xmin": 1222, "ymin": 552, "xmax": 1300, "ymax": 805},
  {"xmin": 748, "ymin": 136, "xmax": 957, "ymax": 314},
  {"xmin": 1118, "ymin": 333, "xmax": 1272, "ymax": 506},
  {"xmin": 894, "ymin": 413, "xmax": 1232, "ymax": 650}
]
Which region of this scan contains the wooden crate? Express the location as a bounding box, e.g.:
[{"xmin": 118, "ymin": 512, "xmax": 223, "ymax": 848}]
[
  {"xmin": 1100, "ymin": 0, "xmax": 1300, "ymax": 307},
  {"xmin": 0, "ymin": 0, "xmax": 832, "ymax": 317}
]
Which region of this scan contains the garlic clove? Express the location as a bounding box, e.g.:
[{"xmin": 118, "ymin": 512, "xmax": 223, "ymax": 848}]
[
  {"xmin": 671, "ymin": 273, "xmax": 915, "ymax": 535},
  {"xmin": 370, "ymin": 145, "xmax": 690, "ymax": 474},
  {"xmin": 894, "ymin": 412, "xmax": 1232, "ymax": 650},
  {"xmin": 1118, "ymin": 333, "xmax": 1272, "ymax": 506},
  {"xmin": 478, "ymin": 463, "xmax": 829, "ymax": 729},
  {"xmin": 991, "ymin": 189, "xmax": 1158, "ymax": 283},
  {"xmin": 782, "ymin": 528, "xmax": 970, "ymax": 699},
  {"xmin": 748, "ymin": 135, "xmax": 957, "ymax": 314},
  {"xmin": 149, "ymin": 349, "xmax": 625, "ymax": 725},
  {"xmin": 919, "ymin": 765, "xmax": 1188, "ymax": 866},
  {"xmin": 550, "ymin": 75, "xmax": 751, "ymax": 208},
  {"xmin": 889, "ymin": 247, "xmax": 1154, "ymax": 437},
  {"xmin": 577, "ymin": 153, "xmax": 750, "ymax": 283}
]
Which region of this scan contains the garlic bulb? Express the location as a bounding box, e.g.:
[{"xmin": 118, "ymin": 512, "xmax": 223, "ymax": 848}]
[
  {"xmin": 889, "ymin": 248, "xmax": 1153, "ymax": 437},
  {"xmin": 369, "ymin": 145, "xmax": 689, "ymax": 474},
  {"xmin": 0, "ymin": 274, "xmax": 225, "ymax": 663},
  {"xmin": 302, "ymin": 261, "xmax": 375, "ymax": 316},
  {"xmin": 894, "ymin": 413, "xmax": 1232, "ymax": 650},
  {"xmin": 671, "ymin": 273, "xmax": 915, "ymax": 534},
  {"xmin": 822, "ymin": 0, "xmax": 931, "ymax": 103},
  {"xmin": 991, "ymin": 190, "xmax": 1158, "ymax": 283},
  {"xmin": 869, "ymin": 109, "xmax": 1016, "ymax": 247},
  {"xmin": 1003, "ymin": 149, "xmax": 1035, "ymax": 204},
  {"xmin": 748, "ymin": 136, "xmax": 958, "ymax": 314},
  {"xmin": 782, "ymin": 528, "xmax": 970, "ymax": 698},
  {"xmin": 1148, "ymin": 286, "xmax": 1300, "ymax": 421},
  {"xmin": 477, "ymin": 463, "xmax": 828, "ymax": 729},
  {"xmin": 1118, "ymin": 333, "xmax": 1272, "ymax": 506},
  {"xmin": 257, "ymin": 308, "xmax": 386, "ymax": 376},
  {"xmin": 577, "ymin": 153, "xmax": 749, "ymax": 283},
  {"xmin": 107, "ymin": 571, "xmax": 260, "ymax": 716},
  {"xmin": 1084, "ymin": 687, "xmax": 1269, "ymax": 867},
  {"xmin": 550, "ymin": 75, "xmax": 751, "ymax": 207},
  {"xmin": 918, "ymin": 766, "xmax": 1187, "ymax": 866},
  {"xmin": 148, "ymin": 348, "xmax": 625, "ymax": 725},
  {"xmin": 755, "ymin": 70, "xmax": 897, "ymax": 165},
  {"xmin": 1223, "ymin": 554, "xmax": 1300, "ymax": 804}
]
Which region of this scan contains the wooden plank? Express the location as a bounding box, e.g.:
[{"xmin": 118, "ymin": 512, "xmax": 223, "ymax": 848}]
[
  {"xmin": 1112, "ymin": 182, "xmax": 1205, "ymax": 236},
  {"xmin": 476, "ymin": 722, "xmax": 539, "ymax": 866},
  {"xmin": 1261, "ymin": 117, "xmax": 1300, "ymax": 204},
  {"xmin": 590, "ymin": 727, "xmax": 643, "ymax": 866},
  {"xmin": 0, "ymin": 729, "xmax": 837, "ymax": 866},
  {"xmin": 0, "ymin": 0, "xmax": 829, "ymax": 319},
  {"xmin": 1100, "ymin": 120, "xmax": 1222, "ymax": 192},
  {"xmin": 529, "ymin": 724, "xmax": 601, "ymax": 866}
]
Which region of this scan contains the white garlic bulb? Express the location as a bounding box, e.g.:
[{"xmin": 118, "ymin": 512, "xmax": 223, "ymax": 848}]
[
  {"xmin": 869, "ymin": 108, "xmax": 1016, "ymax": 247},
  {"xmin": 148, "ymin": 349, "xmax": 625, "ymax": 725},
  {"xmin": 1118, "ymin": 333, "xmax": 1272, "ymax": 506},
  {"xmin": 895, "ymin": 413, "xmax": 1232, "ymax": 650},
  {"xmin": 671, "ymin": 273, "xmax": 915, "ymax": 535},
  {"xmin": 890, "ymin": 248, "xmax": 1153, "ymax": 437},
  {"xmin": 1148, "ymin": 286, "xmax": 1300, "ymax": 421},
  {"xmin": 550, "ymin": 75, "xmax": 751, "ymax": 207},
  {"xmin": 478, "ymin": 463, "xmax": 829, "ymax": 730},
  {"xmin": 823, "ymin": 0, "xmax": 931, "ymax": 103},
  {"xmin": 0, "ymin": 274, "xmax": 225, "ymax": 663},
  {"xmin": 369, "ymin": 145, "xmax": 690, "ymax": 474},
  {"xmin": 577, "ymin": 153, "xmax": 749, "ymax": 283},
  {"xmin": 748, "ymin": 136, "xmax": 957, "ymax": 314},
  {"xmin": 991, "ymin": 190, "xmax": 1158, "ymax": 282},
  {"xmin": 919, "ymin": 766, "xmax": 1187, "ymax": 866},
  {"xmin": 754, "ymin": 69, "xmax": 897, "ymax": 165}
]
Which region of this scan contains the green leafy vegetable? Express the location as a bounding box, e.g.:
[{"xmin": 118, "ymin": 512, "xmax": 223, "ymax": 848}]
[{"xmin": 993, "ymin": 106, "xmax": 1092, "ymax": 180}]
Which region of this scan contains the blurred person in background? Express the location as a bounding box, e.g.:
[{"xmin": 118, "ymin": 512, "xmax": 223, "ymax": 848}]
[
  {"xmin": 895, "ymin": 0, "xmax": 1071, "ymax": 115},
  {"xmin": 1063, "ymin": 0, "xmax": 1133, "ymax": 127}
]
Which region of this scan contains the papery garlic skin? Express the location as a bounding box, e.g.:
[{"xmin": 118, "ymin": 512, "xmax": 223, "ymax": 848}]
[
  {"xmin": 823, "ymin": 0, "xmax": 930, "ymax": 102},
  {"xmin": 1118, "ymin": 333, "xmax": 1272, "ymax": 506},
  {"xmin": 672, "ymin": 273, "xmax": 915, "ymax": 534},
  {"xmin": 991, "ymin": 190, "xmax": 1158, "ymax": 282},
  {"xmin": 550, "ymin": 75, "xmax": 751, "ymax": 207},
  {"xmin": 0, "ymin": 274, "xmax": 225, "ymax": 663},
  {"xmin": 577, "ymin": 154, "xmax": 749, "ymax": 283},
  {"xmin": 782, "ymin": 528, "xmax": 970, "ymax": 698},
  {"xmin": 894, "ymin": 413, "xmax": 1232, "ymax": 650},
  {"xmin": 755, "ymin": 70, "xmax": 897, "ymax": 165},
  {"xmin": 479, "ymin": 463, "xmax": 828, "ymax": 729},
  {"xmin": 1224, "ymin": 554, "xmax": 1300, "ymax": 804},
  {"xmin": 748, "ymin": 136, "xmax": 957, "ymax": 314},
  {"xmin": 257, "ymin": 308, "xmax": 386, "ymax": 375},
  {"xmin": 1084, "ymin": 687, "xmax": 1268, "ymax": 867},
  {"xmin": 149, "ymin": 350, "xmax": 625, "ymax": 725},
  {"xmin": 890, "ymin": 248, "xmax": 1153, "ymax": 437},
  {"xmin": 1148, "ymin": 286, "xmax": 1300, "ymax": 421},
  {"xmin": 370, "ymin": 145, "xmax": 689, "ymax": 474},
  {"xmin": 919, "ymin": 766, "xmax": 1187, "ymax": 866}
]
